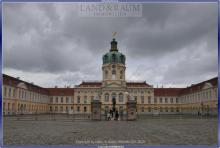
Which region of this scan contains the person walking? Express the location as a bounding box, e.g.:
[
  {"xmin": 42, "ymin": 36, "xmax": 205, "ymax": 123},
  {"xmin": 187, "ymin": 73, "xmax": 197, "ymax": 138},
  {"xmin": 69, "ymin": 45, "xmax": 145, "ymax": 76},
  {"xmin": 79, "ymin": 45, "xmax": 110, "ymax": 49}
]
[
  {"xmin": 110, "ymin": 109, "xmax": 113, "ymax": 118},
  {"xmin": 115, "ymin": 110, "xmax": 119, "ymax": 121},
  {"xmin": 107, "ymin": 112, "xmax": 111, "ymax": 121}
]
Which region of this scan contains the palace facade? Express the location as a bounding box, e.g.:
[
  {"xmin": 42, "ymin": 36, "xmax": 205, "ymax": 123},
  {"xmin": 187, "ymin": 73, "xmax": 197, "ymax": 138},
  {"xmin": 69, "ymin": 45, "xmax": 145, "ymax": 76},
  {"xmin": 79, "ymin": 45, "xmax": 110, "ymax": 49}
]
[{"xmin": 3, "ymin": 38, "xmax": 218, "ymax": 116}]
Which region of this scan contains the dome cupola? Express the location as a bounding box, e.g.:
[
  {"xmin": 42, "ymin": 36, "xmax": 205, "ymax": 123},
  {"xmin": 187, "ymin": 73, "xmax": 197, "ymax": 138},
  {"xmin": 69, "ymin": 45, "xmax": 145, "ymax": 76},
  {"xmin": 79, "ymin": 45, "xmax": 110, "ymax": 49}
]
[{"xmin": 103, "ymin": 38, "xmax": 126, "ymax": 65}]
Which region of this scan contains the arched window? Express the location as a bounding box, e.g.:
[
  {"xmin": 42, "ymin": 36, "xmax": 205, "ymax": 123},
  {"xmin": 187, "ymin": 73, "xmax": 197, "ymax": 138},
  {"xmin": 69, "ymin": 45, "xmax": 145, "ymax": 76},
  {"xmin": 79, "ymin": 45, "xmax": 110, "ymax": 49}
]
[
  {"xmin": 105, "ymin": 93, "xmax": 109, "ymax": 102},
  {"xmin": 84, "ymin": 106, "xmax": 87, "ymax": 112},
  {"xmin": 84, "ymin": 96, "xmax": 87, "ymax": 104},
  {"xmin": 77, "ymin": 106, "xmax": 80, "ymax": 112},
  {"xmin": 120, "ymin": 70, "xmax": 123, "ymax": 79},
  {"xmin": 112, "ymin": 70, "xmax": 116, "ymax": 80},
  {"xmin": 119, "ymin": 93, "xmax": 123, "ymax": 102},
  {"xmin": 91, "ymin": 96, "xmax": 94, "ymax": 101},
  {"xmin": 176, "ymin": 107, "xmax": 179, "ymax": 112},
  {"xmin": 111, "ymin": 93, "xmax": 117, "ymax": 99},
  {"xmin": 112, "ymin": 54, "xmax": 116, "ymax": 62},
  {"xmin": 77, "ymin": 96, "xmax": 80, "ymax": 104},
  {"xmin": 171, "ymin": 107, "xmax": 174, "ymax": 112},
  {"xmin": 141, "ymin": 107, "xmax": 144, "ymax": 112},
  {"xmin": 61, "ymin": 97, "xmax": 63, "ymax": 103},
  {"xmin": 49, "ymin": 106, "xmax": 52, "ymax": 112},
  {"xmin": 105, "ymin": 70, "xmax": 108, "ymax": 79},
  {"xmin": 141, "ymin": 96, "xmax": 144, "ymax": 104},
  {"xmin": 66, "ymin": 97, "xmax": 69, "ymax": 103}
]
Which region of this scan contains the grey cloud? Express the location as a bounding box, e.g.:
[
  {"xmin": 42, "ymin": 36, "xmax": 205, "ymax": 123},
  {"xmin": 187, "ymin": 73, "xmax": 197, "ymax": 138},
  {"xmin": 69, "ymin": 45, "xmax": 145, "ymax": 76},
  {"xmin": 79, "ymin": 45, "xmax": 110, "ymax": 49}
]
[
  {"xmin": 3, "ymin": 3, "xmax": 218, "ymax": 87},
  {"xmin": 123, "ymin": 4, "xmax": 217, "ymax": 59}
]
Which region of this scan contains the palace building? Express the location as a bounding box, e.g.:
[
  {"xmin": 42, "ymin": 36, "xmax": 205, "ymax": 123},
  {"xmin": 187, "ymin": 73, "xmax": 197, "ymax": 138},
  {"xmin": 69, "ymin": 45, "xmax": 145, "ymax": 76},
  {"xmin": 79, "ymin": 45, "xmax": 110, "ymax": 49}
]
[{"xmin": 3, "ymin": 38, "xmax": 218, "ymax": 116}]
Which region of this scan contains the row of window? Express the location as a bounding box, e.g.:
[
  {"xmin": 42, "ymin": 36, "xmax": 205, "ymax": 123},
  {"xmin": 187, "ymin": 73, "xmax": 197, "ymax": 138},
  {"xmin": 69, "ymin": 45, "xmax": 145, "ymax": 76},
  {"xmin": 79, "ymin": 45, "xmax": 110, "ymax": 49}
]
[
  {"xmin": 127, "ymin": 89, "xmax": 152, "ymax": 94},
  {"xmin": 50, "ymin": 106, "xmax": 87, "ymax": 112},
  {"xmin": 77, "ymin": 90, "xmax": 100, "ymax": 94},
  {"xmin": 104, "ymin": 93, "xmax": 124, "ymax": 102},
  {"xmin": 154, "ymin": 97, "xmax": 179, "ymax": 104},
  {"xmin": 141, "ymin": 107, "xmax": 180, "ymax": 113},
  {"xmin": 6, "ymin": 85, "xmax": 216, "ymax": 106},
  {"xmin": 77, "ymin": 96, "xmax": 94, "ymax": 103},
  {"xmin": 104, "ymin": 70, "xmax": 124, "ymax": 80},
  {"xmin": 61, "ymin": 96, "xmax": 179, "ymax": 104},
  {"xmin": 48, "ymin": 106, "xmax": 180, "ymax": 113},
  {"xmin": 50, "ymin": 97, "xmax": 73, "ymax": 104},
  {"xmin": 3, "ymin": 102, "xmax": 47, "ymax": 112},
  {"xmin": 181, "ymin": 89, "xmax": 217, "ymax": 103},
  {"xmin": 3, "ymin": 86, "xmax": 49, "ymax": 103},
  {"xmin": 76, "ymin": 89, "xmax": 152, "ymax": 94}
]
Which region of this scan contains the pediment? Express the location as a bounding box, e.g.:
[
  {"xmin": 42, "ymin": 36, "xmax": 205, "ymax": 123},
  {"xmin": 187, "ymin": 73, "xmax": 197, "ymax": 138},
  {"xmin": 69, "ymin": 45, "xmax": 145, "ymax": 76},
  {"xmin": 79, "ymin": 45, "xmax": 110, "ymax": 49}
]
[
  {"xmin": 202, "ymin": 82, "xmax": 213, "ymax": 89},
  {"xmin": 17, "ymin": 82, "xmax": 28, "ymax": 90},
  {"xmin": 103, "ymin": 82, "xmax": 124, "ymax": 88}
]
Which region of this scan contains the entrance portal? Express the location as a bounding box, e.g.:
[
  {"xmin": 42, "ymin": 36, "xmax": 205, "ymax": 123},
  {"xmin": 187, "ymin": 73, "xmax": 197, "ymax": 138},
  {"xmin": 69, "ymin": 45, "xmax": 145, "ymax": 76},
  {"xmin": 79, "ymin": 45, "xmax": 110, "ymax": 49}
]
[{"xmin": 112, "ymin": 97, "xmax": 116, "ymax": 112}]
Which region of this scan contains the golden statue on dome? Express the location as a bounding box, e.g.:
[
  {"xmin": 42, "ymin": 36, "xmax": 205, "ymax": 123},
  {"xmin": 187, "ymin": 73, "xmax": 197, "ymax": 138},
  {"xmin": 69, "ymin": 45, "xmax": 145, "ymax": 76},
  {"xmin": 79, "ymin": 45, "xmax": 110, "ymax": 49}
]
[{"xmin": 112, "ymin": 32, "xmax": 117, "ymax": 38}]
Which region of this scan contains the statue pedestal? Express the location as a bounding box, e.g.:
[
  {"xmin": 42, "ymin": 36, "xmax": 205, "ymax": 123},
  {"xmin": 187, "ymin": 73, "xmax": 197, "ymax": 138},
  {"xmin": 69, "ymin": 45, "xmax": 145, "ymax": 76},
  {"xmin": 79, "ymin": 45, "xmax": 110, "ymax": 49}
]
[
  {"xmin": 126, "ymin": 100, "xmax": 137, "ymax": 121},
  {"xmin": 91, "ymin": 100, "xmax": 101, "ymax": 120}
]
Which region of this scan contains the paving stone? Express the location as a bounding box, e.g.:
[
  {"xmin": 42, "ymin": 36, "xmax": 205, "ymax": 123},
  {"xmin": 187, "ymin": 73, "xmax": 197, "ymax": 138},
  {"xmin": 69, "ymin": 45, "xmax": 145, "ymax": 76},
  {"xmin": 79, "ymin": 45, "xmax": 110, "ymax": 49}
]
[{"xmin": 3, "ymin": 115, "xmax": 217, "ymax": 146}]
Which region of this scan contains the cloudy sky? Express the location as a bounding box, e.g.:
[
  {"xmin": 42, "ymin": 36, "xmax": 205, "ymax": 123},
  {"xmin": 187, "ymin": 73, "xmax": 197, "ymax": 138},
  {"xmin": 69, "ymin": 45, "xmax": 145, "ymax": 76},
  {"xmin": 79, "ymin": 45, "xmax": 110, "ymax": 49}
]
[{"xmin": 3, "ymin": 3, "xmax": 218, "ymax": 88}]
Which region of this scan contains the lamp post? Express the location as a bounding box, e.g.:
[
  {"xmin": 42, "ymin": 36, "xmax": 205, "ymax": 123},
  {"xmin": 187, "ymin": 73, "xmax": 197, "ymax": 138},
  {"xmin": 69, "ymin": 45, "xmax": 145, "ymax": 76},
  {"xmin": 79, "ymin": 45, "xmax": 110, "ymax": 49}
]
[
  {"xmin": 97, "ymin": 92, "xmax": 103, "ymax": 119},
  {"xmin": 125, "ymin": 91, "xmax": 129, "ymax": 101}
]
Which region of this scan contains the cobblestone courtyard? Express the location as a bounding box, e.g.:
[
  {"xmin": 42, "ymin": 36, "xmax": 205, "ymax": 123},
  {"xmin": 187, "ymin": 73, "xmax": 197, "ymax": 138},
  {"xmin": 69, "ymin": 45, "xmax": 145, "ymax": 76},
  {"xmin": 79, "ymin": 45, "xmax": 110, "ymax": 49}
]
[{"xmin": 3, "ymin": 115, "xmax": 217, "ymax": 146}]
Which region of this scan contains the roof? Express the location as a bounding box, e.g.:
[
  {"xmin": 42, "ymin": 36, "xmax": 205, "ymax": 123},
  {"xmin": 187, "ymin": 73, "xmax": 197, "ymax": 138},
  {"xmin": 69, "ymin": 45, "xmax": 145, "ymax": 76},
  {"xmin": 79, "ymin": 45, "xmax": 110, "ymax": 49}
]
[
  {"xmin": 78, "ymin": 81, "xmax": 151, "ymax": 87},
  {"xmin": 4, "ymin": 73, "xmax": 217, "ymax": 97},
  {"xmin": 154, "ymin": 88, "xmax": 184, "ymax": 96},
  {"xmin": 126, "ymin": 82, "xmax": 151, "ymax": 87},
  {"xmin": 46, "ymin": 88, "xmax": 74, "ymax": 96},
  {"xmin": 3, "ymin": 74, "xmax": 49, "ymax": 95},
  {"xmin": 78, "ymin": 81, "xmax": 102, "ymax": 87},
  {"xmin": 180, "ymin": 77, "xmax": 218, "ymax": 95}
]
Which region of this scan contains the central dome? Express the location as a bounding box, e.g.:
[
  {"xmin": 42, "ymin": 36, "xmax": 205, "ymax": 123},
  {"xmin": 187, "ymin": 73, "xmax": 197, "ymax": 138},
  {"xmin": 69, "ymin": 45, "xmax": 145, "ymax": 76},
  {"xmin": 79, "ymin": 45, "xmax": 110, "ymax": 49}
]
[{"xmin": 102, "ymin": 38, "xmax": 126, "ymax": 65}]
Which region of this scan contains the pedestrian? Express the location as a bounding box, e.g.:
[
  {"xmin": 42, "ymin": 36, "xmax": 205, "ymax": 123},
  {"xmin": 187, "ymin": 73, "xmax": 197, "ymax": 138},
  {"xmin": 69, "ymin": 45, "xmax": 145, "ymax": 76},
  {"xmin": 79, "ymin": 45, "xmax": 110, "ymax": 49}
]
[
  {"xmin": 107, "ymin": 112, "xmax": 111, "ymax": 121},
  {"xmin": 109, "ymin": 109, "xmax": 113, "ymax": 118},
  {"xmin": 115, "ymin": 110, "xmax": 119, "ymax": 121}
]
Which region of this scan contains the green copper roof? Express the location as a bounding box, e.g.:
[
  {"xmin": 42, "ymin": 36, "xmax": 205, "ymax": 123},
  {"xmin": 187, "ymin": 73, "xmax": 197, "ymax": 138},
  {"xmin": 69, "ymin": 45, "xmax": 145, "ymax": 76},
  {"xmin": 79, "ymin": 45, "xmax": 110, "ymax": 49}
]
[{"xmin": 103, "ymin": 38, "xmax": 126, "ymax": 65}]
